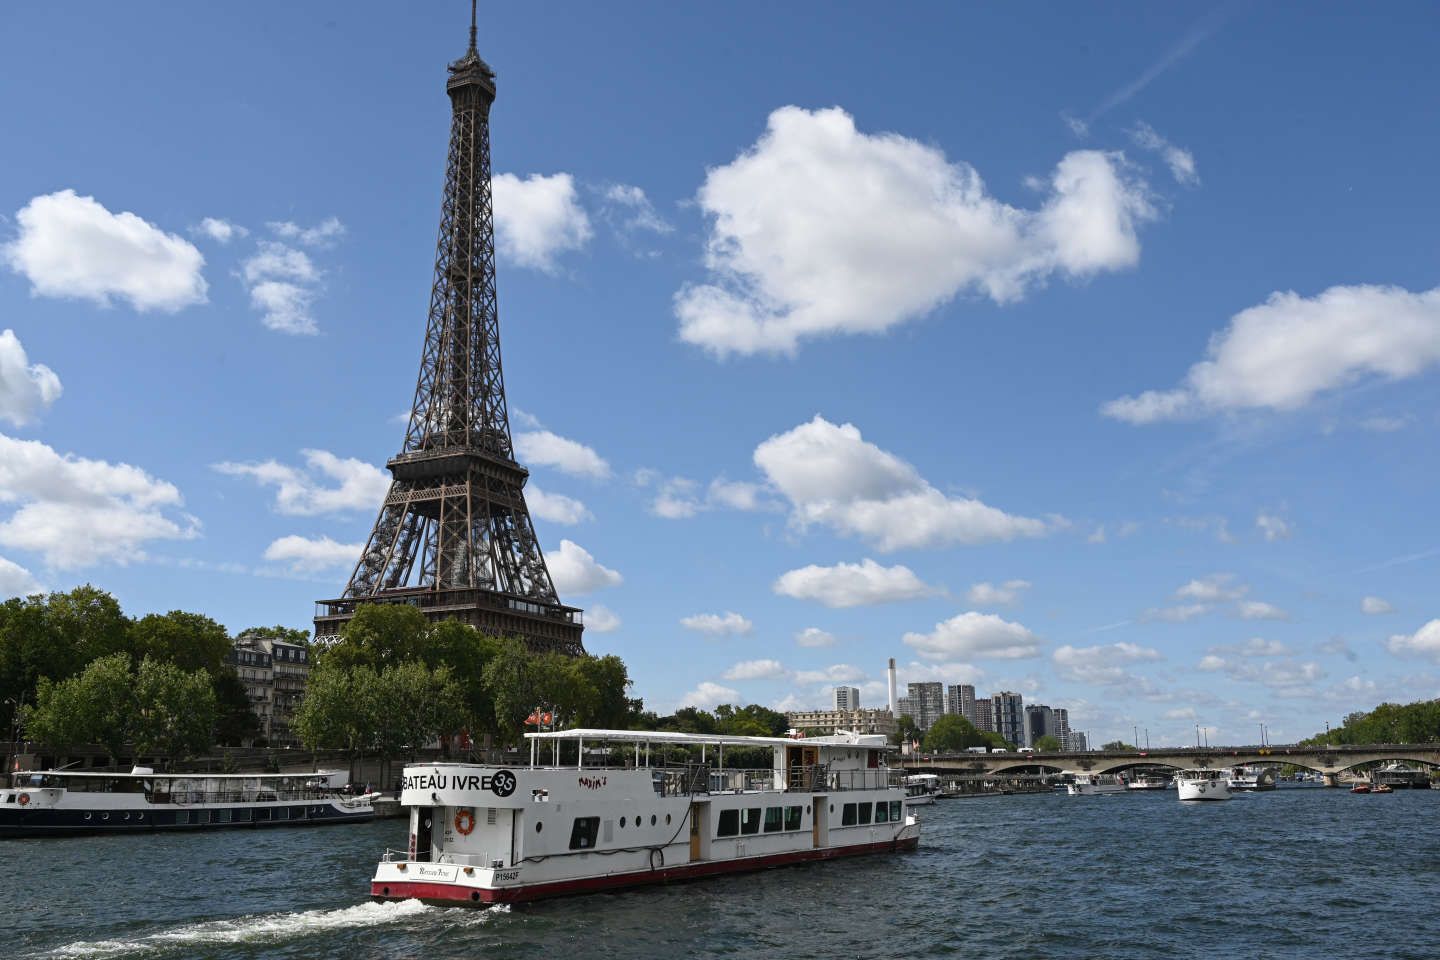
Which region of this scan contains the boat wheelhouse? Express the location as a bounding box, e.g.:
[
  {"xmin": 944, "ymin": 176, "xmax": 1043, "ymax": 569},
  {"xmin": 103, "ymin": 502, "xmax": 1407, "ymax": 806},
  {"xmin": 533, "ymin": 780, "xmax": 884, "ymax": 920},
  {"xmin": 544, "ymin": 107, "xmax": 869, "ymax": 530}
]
[
  {"xmin": 371, "ymin": 728, "xmax": 920, "ymax": 905},
  {"xmin": 1126, "ymin": 772, "xmax": 1171, "ymax": 791},
  {"xmin": 0, "ymin": 767, "xmax": 374, "ymax": 837}
]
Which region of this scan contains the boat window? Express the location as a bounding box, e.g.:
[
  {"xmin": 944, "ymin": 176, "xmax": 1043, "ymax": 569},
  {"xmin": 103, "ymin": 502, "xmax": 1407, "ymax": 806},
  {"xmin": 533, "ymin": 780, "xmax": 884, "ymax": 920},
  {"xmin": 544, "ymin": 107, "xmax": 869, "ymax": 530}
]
[
  {"xmin": 874, "ymin": 802, "xmax": 888, "ymax": 823},
  {"xmin": 175, "ymin": 811, "xmax": 190, "ymax": 825},
  {"xmin": 535, "ymin": 821, "xmax": 543, "ymax": 833},
  {"xmin": 216, "ymin": 809, "xmax": 232, "ymax": 824},
  {"xmin": 233, "ymin": 809, "xmax": 251, "ymax": 822},
  {"xmin": 763, "ymin": 807, "xmax": 783, "ymax": 833},
  {"xmin": 841, "ymin": 803, "xmax": 857, "ymax": 826},
  {"xmin": 619, "ymin": 816, "xmax": 626, "ymax": 828},
  {"xmin": 717, "ymin": 809, "xmax": 739, "ymax": 837},
  {"xmin": 569, "ymin": 816, "xmax": 600, "ymax": 850},
  {"xmin": 784, "ymin": 806, "xmax": 802, "ymax": 830},
  {"xmin": 889, "ymin": 801, "xmax": 902, "ymax": 821},
  {"xmin": 740, "ymin": 808, "xmax": 762, "ymax": 835},
  {"xmin": 857, "ymin": 803, "xmax": 872, "ymax": 825}
]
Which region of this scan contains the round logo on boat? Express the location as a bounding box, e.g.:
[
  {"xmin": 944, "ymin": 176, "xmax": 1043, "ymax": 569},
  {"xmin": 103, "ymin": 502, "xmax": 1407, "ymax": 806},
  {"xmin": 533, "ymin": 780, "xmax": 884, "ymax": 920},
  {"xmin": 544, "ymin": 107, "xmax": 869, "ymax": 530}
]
[{"xmin": 490, "ymin": 770, "xmax": 516, "ymax": 798}]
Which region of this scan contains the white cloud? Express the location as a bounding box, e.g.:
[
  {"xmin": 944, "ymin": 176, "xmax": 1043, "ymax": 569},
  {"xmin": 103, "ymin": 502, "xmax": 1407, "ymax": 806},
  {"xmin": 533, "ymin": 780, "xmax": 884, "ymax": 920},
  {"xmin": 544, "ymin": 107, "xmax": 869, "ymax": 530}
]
[
  {"xmin": 492, "ymin": 172, "xmax": 592, "ymax": 271},
  {"xmin": 267, "ymin": 217, "xmax": 345, "ymax": 247},
  {"xmin": 795, "ymin": 627, "xmax": 836, "ymax": 648},
  {"xmin": 1238, "ymin": 637, "xmax": 1291, "ymax": 657},
  {"xmin": 1197, "ymin": 654, "xmax": 1227, "ymax": 672},
  {"xmin": 1256, "ymin": 512, "xmax": 1292, "ymax": 541},
  {"xmin": 1358, "ymin": 415, "xmax": 1410, "ymax": 433},
  {"xmin": 644, "ymin": 474, "xmax": 777, "ymax": 519},
  {"xmin": 262, "ymin": 534, "xmax": 361, "ymax": 573},
  {"xmin": 967, "ymin": 579, "xmax": 1031, "ymax": 607},
  {"xmin": 903, "ymin": 611, "xmax": 1042, "ymax": 661},
  {"xmin": 1129, "ymin": 122, "xmax": 1199, "ymax": 185},
  {"xmin": 0, "ymin": 555, "xmax": 42, "ymax": 597},
  {"xmin": 526, "ymin": 485, "xmax": 591, "ymax": 525},
  {"xmin": 3, "ymin": 189, "xmax": 207, "ymax": 312},
  {"xmin": 0, "ymin": 432, "xmax": 195, "ymax": 568},
  {"xmin": 1104, "ymin": 284, "xmax": 1440, "ymax": 422},
  {"xmin": 706, "ymin": 478, "xmax": 771, "ymax": 512},
  {"xmin": 680, "ymin": 611, "xmax": 753, "ymax": 637},
  {"xmin": 1386, "ymin": 620, "xmax": 1440, "ymax": 662},
  {"xmin": 1238, "ymin": 600, "xmax": 1288, "ymax": 621},
  {"xmin": 513, "ymin": 430, "xmax": 610, "ymax": 479},
  {"xmin": 601, "ymin": 184, "xmax": 672, "ymax": 235},
  {"xmin": 793, "ymin": 663, "xmax": 867, "ymax": 684},
  {"xmin": 1142, "ymin": 602, "xmax": 1211, "ymax": 623},
  {"xmin": 195, "ymin": 217, "xmax": 248, "ymax": 244},
  {"xmin": 1175, "ymin": 573, "xmax": 1246, "ymax": 602},
  {"xmin": 648, "ymin": 476, "xmax": 700, "ymax": 519},
  {"xmin": 0, "ymin": 329, "xmax": 62, "ymax": 427},
  {"xmin": 585, "ymin": 604, "xmax": 621, "ymax": 633},
  {"xmin": 1053, "ymin": 642, "xmax": 1162, "ymax": 685},
  {"xmin": 773, "ymin": 558, "xmax": 938, "ymax": 608},
  {"xmin": 680, "ymin": 680, "xmax": 739, "ymax": 710},
  {"xmin": 754, "ymin": 416, "xmax": 1050, "ymax": 551},
  {"xmin": 723, "ymin": 659, "xmax": 787, "ymax": 681},
  {"xmin": 240, "ymin": 240, "xmax": 324, "ymax": 335},
  {"xmin": 548, "ymin": 539, "xmax": 622, "ymax": 595},
  {"xmin": 1362, "ymin": 596, "xmax": 1393, "ymax": 615},
  {"xmin": 676, "ymin": 106, "xmax": 1155, "ymax": 357},
  {"xmin": 214, "ymin": 449, "xmax": 389, "ymax": 516}
]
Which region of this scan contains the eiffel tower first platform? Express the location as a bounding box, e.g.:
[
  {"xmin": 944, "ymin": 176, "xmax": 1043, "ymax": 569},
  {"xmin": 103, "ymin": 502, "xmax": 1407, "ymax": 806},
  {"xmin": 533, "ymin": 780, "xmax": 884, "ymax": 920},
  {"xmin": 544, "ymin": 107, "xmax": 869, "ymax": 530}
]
[{"xmin": 315, "ymin": 9, "xmax": 584, "ymax": 656}]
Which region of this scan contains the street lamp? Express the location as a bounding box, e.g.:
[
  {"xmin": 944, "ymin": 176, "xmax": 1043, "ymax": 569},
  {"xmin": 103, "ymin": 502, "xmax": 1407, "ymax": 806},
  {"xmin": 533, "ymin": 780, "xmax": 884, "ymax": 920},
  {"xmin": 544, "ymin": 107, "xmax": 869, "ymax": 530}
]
[{"xmin": 3, "ymin": 697, "xmax": 18, "ymax": 788}]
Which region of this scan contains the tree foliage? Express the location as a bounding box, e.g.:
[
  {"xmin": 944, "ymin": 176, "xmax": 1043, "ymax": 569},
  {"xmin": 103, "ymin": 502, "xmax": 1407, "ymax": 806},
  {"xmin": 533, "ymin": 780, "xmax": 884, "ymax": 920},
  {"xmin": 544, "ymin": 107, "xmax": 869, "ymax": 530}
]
[
  {"xmin": 1032, "ymin": 734, "xmax": 1063, "ymax": 752},
  {"xmin": 133, "ymin": 659, "xmax": 216, "ymax": 761},
  {"xmin": 922, "ymin": 714, "xmax": 988, "ymax": 752},
  {"xmin": 1304, "ymin": 699, "xmax": 1440, "ymax": 746}
]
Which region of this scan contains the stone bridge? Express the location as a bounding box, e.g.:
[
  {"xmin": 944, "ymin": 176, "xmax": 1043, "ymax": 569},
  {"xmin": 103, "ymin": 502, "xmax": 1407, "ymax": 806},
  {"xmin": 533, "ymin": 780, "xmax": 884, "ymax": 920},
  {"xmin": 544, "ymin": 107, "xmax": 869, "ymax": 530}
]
[{"xmin": 902, "ymin": 743, "xmax": 1440, "ymax": 778}]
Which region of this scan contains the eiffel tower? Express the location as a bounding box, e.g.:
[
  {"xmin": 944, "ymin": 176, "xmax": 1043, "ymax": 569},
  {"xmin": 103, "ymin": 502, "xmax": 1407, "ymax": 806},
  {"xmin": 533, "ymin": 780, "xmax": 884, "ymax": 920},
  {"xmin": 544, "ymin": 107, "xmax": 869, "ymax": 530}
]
[{"xmin": 315, "ymin": 7, "xmax": 584, "ymax": 656}]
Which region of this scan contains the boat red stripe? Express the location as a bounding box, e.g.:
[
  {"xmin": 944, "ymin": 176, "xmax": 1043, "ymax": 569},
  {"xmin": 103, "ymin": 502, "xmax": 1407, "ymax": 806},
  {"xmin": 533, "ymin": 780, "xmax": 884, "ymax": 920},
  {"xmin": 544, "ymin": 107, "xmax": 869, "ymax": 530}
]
[{"xmin": 373, "ymin": 836, "xmax": 919, "ymax": 905}]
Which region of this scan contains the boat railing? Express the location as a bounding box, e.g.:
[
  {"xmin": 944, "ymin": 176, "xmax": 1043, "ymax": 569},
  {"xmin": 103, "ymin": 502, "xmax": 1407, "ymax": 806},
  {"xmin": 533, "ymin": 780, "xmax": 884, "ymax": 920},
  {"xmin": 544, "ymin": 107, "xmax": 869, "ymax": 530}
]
[{"xmin": 649, "ymin": 764, "xmax": 900, "ymax": 795}]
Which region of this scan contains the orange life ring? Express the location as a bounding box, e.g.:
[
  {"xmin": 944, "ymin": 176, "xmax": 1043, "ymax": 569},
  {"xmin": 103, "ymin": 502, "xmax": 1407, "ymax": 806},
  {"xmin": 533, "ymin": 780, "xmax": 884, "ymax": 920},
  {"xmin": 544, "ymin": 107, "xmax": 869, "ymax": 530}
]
[
  {"xmin": 454, "ymin": 808, "xmax": 476, "ymax": 836},
  {"xmin": 17, "ymin": 792, "xmax": 30, "ymax": 806}
]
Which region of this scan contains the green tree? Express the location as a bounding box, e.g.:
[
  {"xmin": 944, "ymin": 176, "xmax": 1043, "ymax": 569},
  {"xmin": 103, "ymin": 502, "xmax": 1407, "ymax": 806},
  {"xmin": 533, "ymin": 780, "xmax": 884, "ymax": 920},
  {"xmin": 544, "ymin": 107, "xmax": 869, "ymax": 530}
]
[
  {"xmin": 294, "ymin": 662, "xmax": 376, "ymax": 761},
  {"xmin": 1, "ymin": 586, "xmax": 129, "ymax": 729},
  {"xmin": 129, "ymin": 610, "xmax": 232, "ymax": 675},
  {"xmin": 328, "ymin": 604, "xmax": 431, "ymax": 670},
  {"xmin": 22, "ymin": 653, "xmax": 137, "ymax": 762},
  {"xmin": 20, "ymin": 674, "xmax": 89, "ymax": 752},
  {"xmin": 923, "ymin": 714, "xmax": 986, "ymax": 752},
  {"xmin": 133, "ymin": 658, "xmax": 216, "ymax": 762},
  {"xmin": 895, "ymin": 713, "xmax": 920, "ymax": 745},
  {"xmin": 1033, "ymin": 734, "xmax": 1063, "ymax": 752},
  {"xmin": 212, "ymin": 666, "xmax": 261, "ymax": 746},
  {"xmin": 236, "ymin": 624, "xmax": 311, "ymax": 648},
  {"xmin": 1100, "ymin": 740, "xmax": 1137, "ymax": 752},
  {"xmin": 481, "ymin": 639, "xmax": 542, "ymax": 743},
  {"xmin": 45, "ymin": 586, "xmax": 132, "ymax": 666}
]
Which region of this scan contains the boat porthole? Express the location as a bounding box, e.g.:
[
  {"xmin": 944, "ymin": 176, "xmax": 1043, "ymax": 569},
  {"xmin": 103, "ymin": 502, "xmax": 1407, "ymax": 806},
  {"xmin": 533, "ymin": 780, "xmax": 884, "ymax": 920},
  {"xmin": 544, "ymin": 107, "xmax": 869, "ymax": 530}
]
[
  {"xmin": 828, "ymin": 805, "xmax": 834, "ymax": 814},
  {"xmin": 651, "ymin": 814, "xmax": 657, "ymax": 826},
  {"xmin": 806, "ymin": 805, "xmax": 811, "ymax": 814},
  {"xmin": 471, "ymin": 892, "xmax": 481, "ymax": 902},
  {"xmin": 138, "ymin": 813, "xmax": 144, "ymax": 820},
  {"xmin": 84, "ymin": 813, "xmax": 92, "ymax": 821},
  {"xmin": 382, "ymin": 887, "xmax": 390, "ymax": 896},
  {"xmin": 619, "ymin": 816, "xmax": 626, "ymax": 828},
  {"xmin": 102, "ymin": 813, "xmax": 109, "ymax": 821},
  {"xmin": 123, "ymin": 813, "xmax": 130, "ymax": 821},
  {"xmin": 535, "ymin": 821, "xmax": 543, "ymax": 833},
  {"xmin": 665, "ymin": 814, "xmax": 671, "ymax": 825}
]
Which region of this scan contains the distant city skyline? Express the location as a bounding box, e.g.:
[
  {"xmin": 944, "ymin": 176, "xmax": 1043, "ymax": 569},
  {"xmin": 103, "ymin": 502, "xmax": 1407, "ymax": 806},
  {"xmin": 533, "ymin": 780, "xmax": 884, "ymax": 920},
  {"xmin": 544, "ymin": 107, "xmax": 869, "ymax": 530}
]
[{"xmin": 2, "ymin": 5, "xmax": 1437, "ymax": 748}]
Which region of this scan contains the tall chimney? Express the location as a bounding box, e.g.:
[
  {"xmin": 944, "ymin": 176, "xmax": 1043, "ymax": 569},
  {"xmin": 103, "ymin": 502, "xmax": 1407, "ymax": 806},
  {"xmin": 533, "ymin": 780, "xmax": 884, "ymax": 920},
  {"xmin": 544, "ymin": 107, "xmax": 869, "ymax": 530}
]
[{"xmin": 887, "ymin": 657, "xmax": 898, "ymax": 714}]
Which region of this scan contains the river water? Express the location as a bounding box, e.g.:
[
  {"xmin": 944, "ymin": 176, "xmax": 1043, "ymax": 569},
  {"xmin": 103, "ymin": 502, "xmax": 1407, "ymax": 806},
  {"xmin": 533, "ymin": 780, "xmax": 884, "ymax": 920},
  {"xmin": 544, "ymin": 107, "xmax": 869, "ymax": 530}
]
[{"xmin": 7, "ymin": 786, "xmax": 1439, "ymax": 959}]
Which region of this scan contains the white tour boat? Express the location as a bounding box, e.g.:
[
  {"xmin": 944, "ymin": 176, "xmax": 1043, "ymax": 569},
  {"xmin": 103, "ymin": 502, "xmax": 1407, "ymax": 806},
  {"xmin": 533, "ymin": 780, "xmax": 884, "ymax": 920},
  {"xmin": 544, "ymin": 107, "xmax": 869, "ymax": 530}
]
[
  {"xmin": 1066, "ymin": 773, "xmax": 1126, "ymax": 795},
  {"xmin": 1125, "ymin": 772, "xmax": 1171, "ymax": 791},
  {"xmin": 1176, "ymin": 768, "xmax": 1231, "ymax": 801},
  {"xmin": 1226, "ymin": 765, "xmax": 1277, "ymax": 791},
  {"xmin": 903, "ymin": 773, "xmax": 941, "ymax": 805},
  {"xmin": 371, "ymin": 728, "xmax": 920, "ymax": 905},
  {"xmin": 0, "ymin": 767, "xmax": 374, "ymax": 836}
]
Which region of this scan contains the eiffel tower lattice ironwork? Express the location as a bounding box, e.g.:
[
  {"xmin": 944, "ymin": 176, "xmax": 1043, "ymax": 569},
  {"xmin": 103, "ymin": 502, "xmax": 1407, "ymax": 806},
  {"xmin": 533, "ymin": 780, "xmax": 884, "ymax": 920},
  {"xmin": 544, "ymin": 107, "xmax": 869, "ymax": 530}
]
[{"xmin": 315, "ymin": 10, "xmax": 584, "ymax": 656}]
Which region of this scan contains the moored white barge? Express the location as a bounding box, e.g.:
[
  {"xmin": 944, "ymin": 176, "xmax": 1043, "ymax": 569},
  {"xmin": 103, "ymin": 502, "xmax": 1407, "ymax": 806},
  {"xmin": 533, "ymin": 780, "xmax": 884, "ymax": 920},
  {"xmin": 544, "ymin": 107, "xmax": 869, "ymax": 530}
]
[
  {"xmin": 0, "ymin": 768, "xmax": 374, "ymax": 837},
  {"xmin": 371, "ymin": 728, "xmax": 920, "ymax": 905}
]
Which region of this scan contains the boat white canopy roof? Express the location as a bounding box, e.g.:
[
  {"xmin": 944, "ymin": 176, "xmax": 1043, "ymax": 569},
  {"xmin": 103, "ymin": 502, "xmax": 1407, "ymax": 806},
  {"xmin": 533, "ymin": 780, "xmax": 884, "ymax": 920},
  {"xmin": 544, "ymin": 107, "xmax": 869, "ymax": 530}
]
[{"xmin": 524, "ymin": 728, "xmax": 888, "ymax": 749}]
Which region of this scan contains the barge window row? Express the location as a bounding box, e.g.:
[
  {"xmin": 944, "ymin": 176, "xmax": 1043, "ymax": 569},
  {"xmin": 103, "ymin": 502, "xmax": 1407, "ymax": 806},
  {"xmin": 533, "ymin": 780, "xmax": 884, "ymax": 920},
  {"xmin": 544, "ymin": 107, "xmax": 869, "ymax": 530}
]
[
  {"xmin": 840, "ymin": 801, "xmax": 902, "ymax": 826},
  {"xmin": 716, "ymin": 805, "xmax": 806, "ymax": 838}
]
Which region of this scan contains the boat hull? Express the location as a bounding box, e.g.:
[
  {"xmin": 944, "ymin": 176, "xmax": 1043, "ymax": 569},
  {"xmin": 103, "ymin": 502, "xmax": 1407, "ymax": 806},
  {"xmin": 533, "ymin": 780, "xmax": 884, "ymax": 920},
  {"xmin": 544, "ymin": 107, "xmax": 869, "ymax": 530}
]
[
  {"xmin": 1177, "ymin": 780, "xmax": 1230, "ymax": 801},
  {"xmin": 372, "ymin": 829, "xmax": 920, "ymax": 905}
]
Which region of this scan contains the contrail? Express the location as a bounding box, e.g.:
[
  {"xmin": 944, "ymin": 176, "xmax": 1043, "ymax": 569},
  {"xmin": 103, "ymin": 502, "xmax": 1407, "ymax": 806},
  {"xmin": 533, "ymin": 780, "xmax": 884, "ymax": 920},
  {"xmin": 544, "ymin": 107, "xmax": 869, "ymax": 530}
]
[
  {"xmin": 1086, "ymin": 7, "xmax": 1234, "ymax": 125},
  {"xmin": 1347, "ymin": 546, "xmax": 1440, "ymax": 577}
]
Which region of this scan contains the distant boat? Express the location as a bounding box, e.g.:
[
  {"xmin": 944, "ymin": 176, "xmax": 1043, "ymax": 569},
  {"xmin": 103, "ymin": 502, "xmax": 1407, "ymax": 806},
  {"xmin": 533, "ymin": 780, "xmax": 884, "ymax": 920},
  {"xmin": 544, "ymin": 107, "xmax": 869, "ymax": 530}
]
[
  {"xmin": 1, "ymin": 767, "xmax": 374, "ymax": 837},
  {"xmin": 1126, "ymin": 773, "xmax": 1171, "ymax": 791},
  {"xmin": 1372, "ymin": 783, "xmax": 1394, "ymax": 794},
  {"xmin": 1176, "ymin": 768, "xmax": 1231, "ymax": 801},
  {"xmin": 1067, "ymin": 774, "xmax": 1126, "ymax": 796},
  {"xmin": 1350, "ymin": 782, "xmax": 1371, "ymax": 794},
  {"xmin": 1227, "ymin": 766, "xmax": 1277, "ymax": 792},
  {"xmin": 903, "ymin": 773, "xmax": 941, "ymax": 806},
  {"xmin": 1370, "ymin": 762, "xmax": 1430, "ymax": 789}
]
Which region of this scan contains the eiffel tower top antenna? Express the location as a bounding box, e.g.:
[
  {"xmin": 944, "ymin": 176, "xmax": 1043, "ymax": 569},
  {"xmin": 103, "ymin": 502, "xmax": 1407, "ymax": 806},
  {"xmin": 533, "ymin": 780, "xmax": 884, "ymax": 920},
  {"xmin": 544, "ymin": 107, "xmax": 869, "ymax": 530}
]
[{"xmin": 315, "ymin": 5, "xmax": 585, "ymax": 655}]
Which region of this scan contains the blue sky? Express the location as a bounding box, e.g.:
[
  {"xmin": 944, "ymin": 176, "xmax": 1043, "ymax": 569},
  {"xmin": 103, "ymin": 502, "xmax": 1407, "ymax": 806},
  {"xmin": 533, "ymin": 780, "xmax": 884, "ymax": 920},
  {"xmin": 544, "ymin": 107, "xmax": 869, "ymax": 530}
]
[{"xmin": 2, "ymin": 3, "xmax": 1438, "ymax": 746}]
